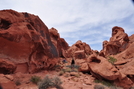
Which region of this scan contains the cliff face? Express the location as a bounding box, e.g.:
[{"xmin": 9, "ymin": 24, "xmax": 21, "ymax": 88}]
[{"xmin": 0, "ymin": 9, "xmax": 68, "ymax": 73}]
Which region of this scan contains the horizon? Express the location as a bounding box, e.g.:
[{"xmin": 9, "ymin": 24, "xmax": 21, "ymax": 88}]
[{"xmin": 1, "ymin": 0, "xmax": 134, "ymax": 51}]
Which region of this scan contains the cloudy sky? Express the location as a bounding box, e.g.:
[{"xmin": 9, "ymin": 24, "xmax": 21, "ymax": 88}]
[{"xmin": 0, "ymin": 0, "xmax": 134, "ymax": 51}]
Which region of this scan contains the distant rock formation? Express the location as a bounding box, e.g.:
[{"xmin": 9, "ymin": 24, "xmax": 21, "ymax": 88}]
[
  {"xmin": 66, "ymin": 40, "xmax": 92, "ymax": 58},
  {"xmin": 100, "ymin": 26, "xmax": 129, "ymax": 57}
]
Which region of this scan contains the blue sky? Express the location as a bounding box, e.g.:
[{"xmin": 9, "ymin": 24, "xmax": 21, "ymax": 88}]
[{"xmin": 0, "ymin": 0, "xmax": 134, "ymax": 51}]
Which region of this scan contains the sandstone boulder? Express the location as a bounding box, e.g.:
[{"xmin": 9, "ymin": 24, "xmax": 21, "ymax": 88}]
[{"xmin": 87, "ymin": 55, "xmax": 120, "ymax": 80}]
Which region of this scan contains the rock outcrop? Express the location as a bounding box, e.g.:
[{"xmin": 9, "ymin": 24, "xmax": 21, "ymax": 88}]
[
  {"xmin": 66, "ymin": 40, "xmax": 92, "ymax": 58},
  {"xmin": 49, "ymin": 27, "xmax": 69, "ymax": 58},
  {"xmin": 0, "ymin": 9, "xmax": 68, "ymax": 73},
  {"xmin": 100, "ymin": 26, "xmax": 129, "ymax": 57}
]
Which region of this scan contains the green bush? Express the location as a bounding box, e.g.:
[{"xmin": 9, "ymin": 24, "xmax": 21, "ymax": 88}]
[
  {"xmin": 108, "ymin": 57, "xmax": 117, "ymax": 65},
  {"xmin": 30, "ymin": 75, "xmax": 41, "ymax": 85},
  {"xmin": 38, "ymin": 75, "xmax": 63, "ymax": 89}
]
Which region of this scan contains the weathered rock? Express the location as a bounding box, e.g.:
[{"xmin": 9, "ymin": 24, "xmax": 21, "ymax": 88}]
[
  {"xmin": 114, "ymin": 42, "xmax": 134, "ymax": 62},
  {"xmin": 49, "ymin": 27, "xmax": 69, "ymax": 58},
  {"xmin": 75, "ymin": 59, "xmax": 89, "ymax": 72},
  {"xmin": 0, "ymin": 9, "xmax": 61, "ymax": 73},
  {"xmin": 0, "ymin": 74, "xmax": 16, "ymax": 89},
  {"xmin": 67, "ymin": 40, "xmax": 92, "ymax": 58},
  {"xmin": 87, "ymin": 54, "xmax": 120, "ymax": 80},
  {"xmin": 74, "ymin": 50, "xmax": 86, "ymax": 59},
  {"xmin": 115, "ymin": 77, "xmax": 133, "ymax": 89},
  {"xmin": 100, "ymin": 26, "xmax": 129, "ymax": 57},
  {"xmin": 129, "ymin": 34, "xmax": 134, "ymax": 43},
  {"xmin": 0, "ymin": 58, "xmax": 16, "ymax": 74}
]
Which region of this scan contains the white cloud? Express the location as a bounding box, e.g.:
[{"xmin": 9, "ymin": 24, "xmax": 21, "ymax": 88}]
[{"xmin": 0, "ymin": 0, "xmax": 134, "ymax": 51}]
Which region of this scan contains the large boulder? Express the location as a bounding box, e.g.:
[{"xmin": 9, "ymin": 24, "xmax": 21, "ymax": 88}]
[
  {"xmin": 0, "ymin": 9, "xmax": 61, "ymax": 73},
  {"xmin": 87, "ymin": 55, "xmax": 120, "ymax": 80}
]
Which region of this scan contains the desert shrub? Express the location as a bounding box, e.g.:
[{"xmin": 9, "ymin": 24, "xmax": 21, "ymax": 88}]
[
  {"xmin": 58, "ymin": 70, "xmax": 65, "ymax": 76},
  {"xmin": 52, "ymin": 76, "xmax": 63, "ymax": 89},
  {"xmin": 38, "ymin": 75, "xmax": 63, "ymax": 89},
  {"xmin": 94, "ymin": 79, "xmax": 113, "ymax": 87},
  {"xmin": 64, "ymin": 68, "xmax": 72, "ymax": 72},
  {"xmin": 109, "ymin": 86, "xmax": 124, "ymax": 89},
  {"xmin": 94, "ymin": 85, "xmax": 105, "ymax": 89},
  {"xmin": 30, "ymin": 75, "xmax": 41, "ymax": 85},
  {"xmin": 66, "ymin": 65, "xmax": 80, "ymax": 69},
  {"xmin": 108, "ymin": 57, "xmax": 117, "ymax": 65},
  {"xmin": 74, "ymin": 74, "xmax": 80, "ymax": 78},
  {"xmin": 72, "ymin": 68, "xmax": 78, "ymax": 72},
  {"xmin": 15, "ymin": 79, "xmax": 21, "ymax": 86}
]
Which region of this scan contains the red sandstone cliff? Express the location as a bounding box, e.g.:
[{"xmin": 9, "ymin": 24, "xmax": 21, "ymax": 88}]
[{"xmin": 0, "ymin": 9, "xmax": 68, "ymax": 74}]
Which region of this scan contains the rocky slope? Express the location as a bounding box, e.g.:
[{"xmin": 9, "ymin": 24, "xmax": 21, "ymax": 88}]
[{"xmin": 0, "ymin": 9, "xmax": 134, "ymax": 89}]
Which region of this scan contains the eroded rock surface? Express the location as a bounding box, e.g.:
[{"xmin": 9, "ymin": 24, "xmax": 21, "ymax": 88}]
[
  {"xmin": 0, "ymin": 9, "xmax": 67, "ymax": 73},
  {"xmin": 100, "ymin": 26, "xmax": 129, "ymax": 57},
  {"xmin": 66, "ymin": 40, "xmax": 92, "ymax": 58},
  {"xmin": 49, "ymin": 27, "xmax": 69, "ymax": 58}
]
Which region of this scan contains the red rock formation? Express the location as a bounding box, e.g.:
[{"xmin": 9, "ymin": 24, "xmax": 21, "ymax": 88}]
[
  {"xmin": 74, "ymin": 50, "xmax": 86, "ymax": 59},
  {"xmin": 0, "ymin": 74, "xmax": 16, "ymax": 89},
  {"xmin": 0, "ymin": 9, "xmax": 62, "ymax": 73},
  {"xmin": 100, "ymin": 26, "xmax": 129, "ymax": 57},
  {"xmin": 67, "ymin": 40, "xmax": 92, "ymax": 58},
  {"xmin": 129, "ymin": 34, "xmax": 134, "ymax": 43},
  {"xmin": 49, "ymin": 27, "xmax": 69, "ymax": 58},
  {"xmin": 87, "ymin": 54, "xmax": 120, "ymax": 80},
  {"xmin": 0, "ymin": 58, "xmax": 16, "ymax": 74}
]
